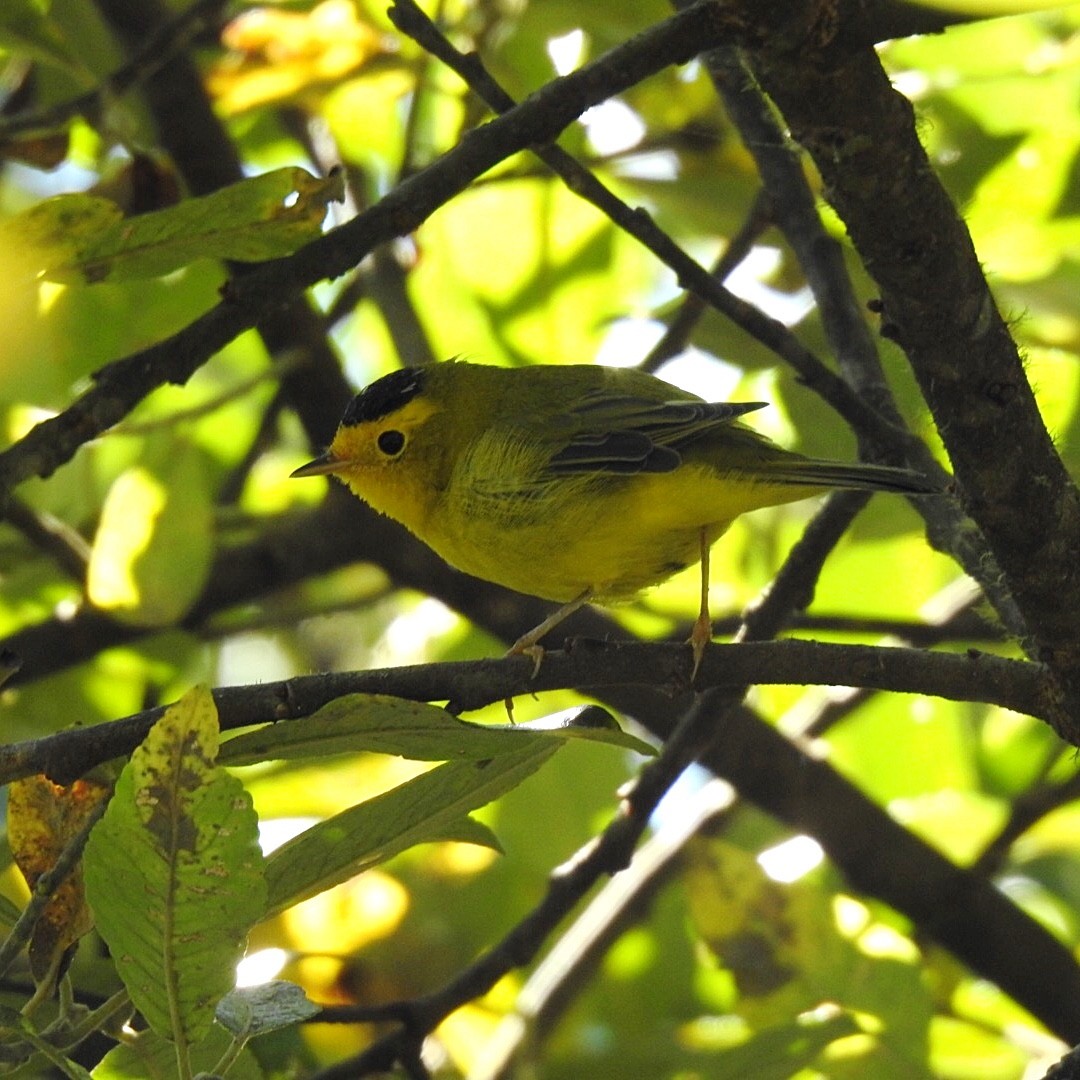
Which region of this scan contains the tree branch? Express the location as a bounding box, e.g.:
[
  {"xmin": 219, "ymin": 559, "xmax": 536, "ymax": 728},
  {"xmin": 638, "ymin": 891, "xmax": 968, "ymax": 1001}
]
[
  {"xmin": 699, "ymin": 33, "xmax": 1027, "ymax": 642},
  {"xmin": 640, "ymin": 191, "xmax": 774, "ymax": 373},
  {"xmin": 0, "ymin": 0, "xmax": 744, "ymax": 498},
  {"xmin": 738, "ymin": 0, "xmax": 1080, "ymax": 735},
  {"xmin": 387, "ymin": 0, "xmax": 942, "ymax": 478},
  {"xmin": 0, "ymin": 640, "xmax": 1047, "ymax": 786}
]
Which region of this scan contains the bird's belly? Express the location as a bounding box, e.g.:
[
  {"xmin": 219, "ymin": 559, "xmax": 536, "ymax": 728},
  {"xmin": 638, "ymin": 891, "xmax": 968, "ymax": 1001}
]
[
  {"xmin": 426, "ymin": 468, "xmax": 780, "ymax": 603},
  {"xmin": 431, "ymin": 517, "xmax": 710, "ymax": 602}
]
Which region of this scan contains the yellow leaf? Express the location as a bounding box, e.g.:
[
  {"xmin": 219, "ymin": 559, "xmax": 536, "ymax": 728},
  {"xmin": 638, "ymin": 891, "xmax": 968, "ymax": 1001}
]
[
  {"xmin": 208, "ymin": 0, "xmax": 390, "ymax": 115},
  {"xmin": 86, "ymin": 442, "xmax": 214, "ymax": 626},
  {"xmin": 8, "ymin": 775, "xmax": 110, "ymax": 983}
]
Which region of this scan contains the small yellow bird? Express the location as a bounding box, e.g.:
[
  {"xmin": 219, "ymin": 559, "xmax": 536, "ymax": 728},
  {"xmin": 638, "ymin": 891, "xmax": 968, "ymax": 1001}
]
[{"xmin": 292, "ymin": 360, "xmax": 935, "ymax": 672}]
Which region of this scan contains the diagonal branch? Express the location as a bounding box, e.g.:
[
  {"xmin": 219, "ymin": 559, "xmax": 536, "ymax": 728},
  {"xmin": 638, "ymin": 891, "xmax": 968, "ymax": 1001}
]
[
  {"xmin": 699, "ymin": 35, "xmax": 1027, "ymax": 642},
  {"xmin": 387, "ymin": 0, "xmax": 938, "ymax": 476},
  {"xmin": 0, "ymin": 0, "xmax": 745, "ymax": 499}
]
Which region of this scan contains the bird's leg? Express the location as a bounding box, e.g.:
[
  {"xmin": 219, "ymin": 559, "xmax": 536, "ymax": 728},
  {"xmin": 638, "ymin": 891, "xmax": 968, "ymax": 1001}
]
[
  {"xmin": 689, "ymin": 528, "xmax": 712, "ymax": 679},
  {"xmin": 507, "ymin": 588, "xmax": 593, "ymax": 677}
]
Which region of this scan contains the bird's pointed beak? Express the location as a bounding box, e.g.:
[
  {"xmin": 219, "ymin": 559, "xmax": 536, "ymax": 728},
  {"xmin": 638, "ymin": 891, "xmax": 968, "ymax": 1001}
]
[{"xmin": 290, "ymin": 451, "xmax": 343, "ymax": 478}]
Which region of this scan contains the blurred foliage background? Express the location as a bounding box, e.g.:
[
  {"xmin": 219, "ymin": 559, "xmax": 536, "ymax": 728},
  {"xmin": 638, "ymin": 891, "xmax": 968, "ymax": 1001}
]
[{"xmin": 2, "ymin": 0, "xmax": 1080, "ymax": 1076}]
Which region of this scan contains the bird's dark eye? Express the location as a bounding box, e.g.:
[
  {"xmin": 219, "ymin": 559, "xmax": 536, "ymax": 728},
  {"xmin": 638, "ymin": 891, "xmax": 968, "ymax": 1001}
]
[{"xmin": 377, "ymin": 429, "xmax": 406, "ymax": 457}]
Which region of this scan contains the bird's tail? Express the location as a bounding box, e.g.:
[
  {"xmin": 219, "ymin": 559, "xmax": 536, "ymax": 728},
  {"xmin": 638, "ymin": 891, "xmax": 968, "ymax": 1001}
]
[{"xmin": 763, "ymin": 459, "xmax": 941, "ymax": 495}]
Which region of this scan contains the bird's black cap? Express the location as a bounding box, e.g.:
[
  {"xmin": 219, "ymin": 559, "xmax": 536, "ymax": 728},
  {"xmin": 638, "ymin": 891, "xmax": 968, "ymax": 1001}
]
[{"xmin": 341, "ymin": 367, "xmax": 425, "ymax": 427}]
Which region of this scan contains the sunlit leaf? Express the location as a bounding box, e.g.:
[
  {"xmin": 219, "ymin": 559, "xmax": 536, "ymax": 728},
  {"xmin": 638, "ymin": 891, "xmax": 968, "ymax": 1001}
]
[
  {"xmin": 86, "ymin": 440, "xmax": 214, "ymax": 627},
  {"xmin": 0, "ymin": 167, "xmax": 343, "ymax": 284},
  {"xmin": 264, "ymin": 740, "xmax": 560, "ymax": 915},
  {"xmin": 83, "ymin": 687, "xmax": 267, "ymax": 1044},
  {"xmin": 412, "ymin": 178, "xmax": 654, "ymax": 366},
  {"xmin": 929, "ymin": 1015, "xmax": 1028, "ymax": 1078},
  {"xmin": 220, "ymin": 693, "xmax": 654, "ymax": 765},
  {"xmin": 208, "ymin": 0, "xmax": 391, "ymax": 115},
  {"xmin": 0, "ymin": 195, "xmax": 121, "ymax": 285}
]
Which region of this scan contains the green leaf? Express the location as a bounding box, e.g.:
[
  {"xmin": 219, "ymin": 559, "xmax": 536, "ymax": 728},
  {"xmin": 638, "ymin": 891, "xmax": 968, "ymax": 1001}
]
[
  {"xmin": 966, "ymin": 129, "xmax": 1080, "ymax": 281},
  {"xmin": 264, "ymin": 740, "xmax": 560, "ymax": 916},
  {"xmin": 433, "ymin": 814, "xmax": 503, "ymax": 852},
  {"xmin": 83, "ymin": 687, "xmax": 267, "ymax": 1046},
  {"xmin": 0, "ymin": 195, "xmax": 121, "ymax": 287},
  {"xmin": 0, "ymin": 167, "xmax": 343, "ymax": 284},
  {"xmin": 91, "ymin": 1024, "xmax": 264, "ymax": 1079},
  {"xmin": 220, "ymin": 694, "xmax": 654, "ymax": 765},
  {"xmin": 221, "ymin": 695, "xmax": 533, "ymax": 763},
  {"xmin": 929, "ymin": 1015, "xmax": 1028, "ymax": 1079},
  {"xmin": 215, "ymin": 981, "xmax": 320, "ymax": 1038},
  {"xmin": 86, "ymin": 440, "xmax": 214, "ymax": 627},
  {"xmin": 520, "ymin": 705, "xmax": 657, "ymax": 754},
  {"xmin": 412, "ymin": 178, "xmax": 653, "ymax": 368}
]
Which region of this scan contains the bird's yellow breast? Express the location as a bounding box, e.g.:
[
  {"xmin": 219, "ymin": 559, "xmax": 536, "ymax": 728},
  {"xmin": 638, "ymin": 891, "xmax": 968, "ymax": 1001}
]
[{"xmin": 422, "ymin": 461, "xmax": 813, "ymax": 603}]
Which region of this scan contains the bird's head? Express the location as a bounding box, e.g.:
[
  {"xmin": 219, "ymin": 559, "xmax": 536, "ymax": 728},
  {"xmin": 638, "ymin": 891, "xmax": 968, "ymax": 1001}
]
[{"xmin": 291, "ymin": 366, "xmax": 451, "ymax": 531}]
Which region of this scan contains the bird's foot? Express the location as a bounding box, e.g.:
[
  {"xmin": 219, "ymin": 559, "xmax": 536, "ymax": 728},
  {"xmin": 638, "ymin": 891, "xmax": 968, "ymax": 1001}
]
[{"xmin": 688, "ymin": 610, "xmax": 712, "ymax": 682}]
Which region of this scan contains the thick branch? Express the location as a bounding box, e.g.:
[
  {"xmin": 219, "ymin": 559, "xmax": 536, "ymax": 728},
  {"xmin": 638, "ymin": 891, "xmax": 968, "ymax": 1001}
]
[
  {"xmin": 700, "ymin": 35, "xmax": 1027, "ymax": 642},
  {"xmin": 0, "ymin": 641, "xmax": 1048, "ymax": 787},
  {"xmin": 739, "ymin": 0, "xmax": 1080, "ymax": 736}
]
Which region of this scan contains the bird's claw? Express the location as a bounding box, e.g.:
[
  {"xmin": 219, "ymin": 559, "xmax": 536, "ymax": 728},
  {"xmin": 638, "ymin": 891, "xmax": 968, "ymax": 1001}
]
[{"xmin": 688, "ymin": 612, "xmax": 712, "ymax": 682}]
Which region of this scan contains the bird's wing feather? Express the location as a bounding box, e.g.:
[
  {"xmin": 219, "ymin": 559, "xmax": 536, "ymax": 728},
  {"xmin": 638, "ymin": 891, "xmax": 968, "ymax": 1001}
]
[
  {"xmin": 546, "ymin": 393, "xmax": 768, "ymax": 475},
  {"xmin": 457, "ymin": 394, "xmax": 770, "ymax": 517}
]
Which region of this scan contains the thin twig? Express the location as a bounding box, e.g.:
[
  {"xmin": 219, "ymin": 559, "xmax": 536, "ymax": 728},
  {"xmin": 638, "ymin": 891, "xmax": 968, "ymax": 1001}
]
[
  {"xmin": 972, "ymin": 770, "xmax": 1080, "ymax": 880},
  {"xmin": 385, "ymin": 0, "xmax": 931, "ymax": 462},
  {"xmin": 639, "ymin": 188, "xmax": 774, "ymax": 373},
  {"xmin": 685, "ymin": 606, "xmax": 1000, "ymax": 647},
  {"xmin": 4, "ymin": 499, "xmax": 90, "ymax": 583},
  {"xmin": 704, "ymin": 43, "xmax": 894, "ymax": 408},
  {"xmin": 790, "ymin": 576, "xmax": 988, "ymax": 738},
  {"xmin": 738, "ymin": 491, "xmax": 870, "ymax": 643}
]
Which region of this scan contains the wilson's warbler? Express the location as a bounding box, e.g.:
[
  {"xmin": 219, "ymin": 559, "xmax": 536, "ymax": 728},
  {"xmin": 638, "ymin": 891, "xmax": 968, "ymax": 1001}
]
[{"xmin": 292, "ymin": 360, "xmax": 935, "ymax": 672}]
